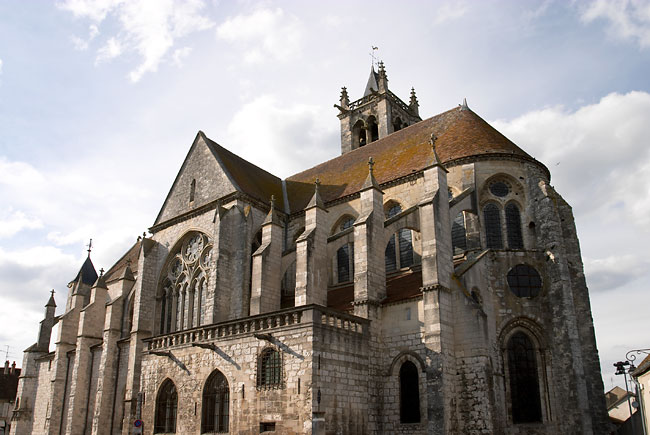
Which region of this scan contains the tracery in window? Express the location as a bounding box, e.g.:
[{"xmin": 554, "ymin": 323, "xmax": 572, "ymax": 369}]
[
  {"xmin": 159, "ymin": 232, "xmax": 212, "ymax": 334},
  {"xmin": 258, "ymin": 348, "xmax": 282, "ymax": 388},
  {"xmin": 483, "ymin": 203, "xmax": 503, "ymax": 249},
  {"xmin": 154, "ymin": 379, "xmax": 177, "ymax": 434},
  {"xmin": 336, "ymin": 244, "xmax": 354, "ymax": 284},
  {"xmin": 385, "ymin": 203, "xmax": 416, "ymax": 273},
  {"xmin": 332, "ymin": 215, "xmax": 355, "ymax": 235},
  {"xmin": 202, "ymin": 370, "xmax": 229, "ymax": 433},
  {"xmin": 507, "ymin": 332, "xmax": 542, "ymax": 424},
  {"xmin": 505, "ymin": 203, "xmax": 524, "ymax": 249},
  {"xmin": 507, "ymin": 264, "xmax": 542, "ymax": 298},
  {"xmin": 489, "ymin": 180, "xmax": 511, "ymax": 197},
  {"xmin": 399, "ymin": 361, "xmax": 421, "ymax": 423}
]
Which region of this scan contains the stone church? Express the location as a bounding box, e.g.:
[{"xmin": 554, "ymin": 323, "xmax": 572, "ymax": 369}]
[{"xmin": 11, "ymin": 63, "xmax": 609, "ymax": 434}]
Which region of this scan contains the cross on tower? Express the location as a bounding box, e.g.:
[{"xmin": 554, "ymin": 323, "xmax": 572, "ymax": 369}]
[
  {"xmin": 86, "ymin": 238, "xmax": 93, "ymax": 256},
  {"xmin": 369, "ymin": 46, "xmax": 379, "ymax": 68},
  {"xmin": 368, "ymin": 157, "xmax": 375, "ymax": 174}
]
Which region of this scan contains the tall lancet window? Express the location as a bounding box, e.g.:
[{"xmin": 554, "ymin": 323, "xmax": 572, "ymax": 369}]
[
  {"xmin": 190, "ymin": 179, "xmax": 196, "ymax": 203},
  {"xmin": 506, "ymin": 203, "xmax": 524, "ymax": 249},
  {"xmin": 155, "ymin": 380, "xmax": 178, "ymax": 433},
  {"xmin": 507, "ymin": 332, "xmax": 543, "ymax": 424},
  {"xmin": 484, "ymin": 203, "xmax": 503, "ymax": 249}
]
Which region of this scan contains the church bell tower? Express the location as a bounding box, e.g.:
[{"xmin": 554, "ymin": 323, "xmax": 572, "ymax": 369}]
[{"xmin": 335, "ymin": 61, "xmax": 422, "ymax": 154}]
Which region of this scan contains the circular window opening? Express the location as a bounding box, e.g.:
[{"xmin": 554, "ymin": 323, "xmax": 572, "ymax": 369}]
[
  {"xmin": 507, "ymin": 264, "xmax": 542, "ymax": 298},
  {"xmin": 489, "ymin": 181, "xmax": 510, "ymax": 197}
]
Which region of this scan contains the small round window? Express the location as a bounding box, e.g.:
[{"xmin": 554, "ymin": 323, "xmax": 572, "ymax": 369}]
[
  {"xmin": 507, "ymin": 264, "xmax": 542, "ymax": 298},
  {"xmin": 489, "ymin": 181, "xmax": 510, "ymax": 197}
]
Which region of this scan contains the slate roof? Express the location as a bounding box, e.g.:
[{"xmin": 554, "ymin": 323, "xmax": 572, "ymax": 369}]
[
  {"xmin": 285, "ymin": 105, "xmax": 543, "ymax": 213},
  {"xmin": 203, "ymin": 134, "xmax": 284, "ymax": 208},
  {"xmin": 104, "ymin": 240, "xmax": 141, "ymax": 283},
  {"xmin": 69, "ymin": 256, "xmax": 98, "ymax": 287}
]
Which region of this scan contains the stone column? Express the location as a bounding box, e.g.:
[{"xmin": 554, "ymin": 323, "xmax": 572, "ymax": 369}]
[
  {"xmin": 65, "ymin": 275, "xmax": 108, "ymax": 435},
  {"xmin": 92, "ymin": 266, "xmax": 134, "ymax": 435},
  {"xmin": 295, "ymin": 180, "xmax": 328, "ymax": 307},
  {"xmin": 250, "ymin": 197, "xmax": 284, "ymax": 315},
  {"xmin": 121, "ymin": 238, "xmax": 159, "ymax": 434},
  {"xmin": 353, "ymin": 158, "xmax": 386, "ymax": 318},
  {"xmin": 417, "ymin": 138, "xmax": 455, "ymax": 435}
]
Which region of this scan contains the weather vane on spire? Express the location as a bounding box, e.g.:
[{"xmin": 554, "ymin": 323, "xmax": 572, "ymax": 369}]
[
  {"xmin": 86, "ymin": 238, "xmax": 93, "ymax": 256},
  {"xmin": 370, "ymin": 46, "xmax": 379, "ymax": 68}
]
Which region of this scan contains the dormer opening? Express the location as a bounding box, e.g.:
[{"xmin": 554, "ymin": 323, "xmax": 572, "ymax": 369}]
[{"xmin": 190, "ymin": 179, "xmax": 196, "ymax": 203}]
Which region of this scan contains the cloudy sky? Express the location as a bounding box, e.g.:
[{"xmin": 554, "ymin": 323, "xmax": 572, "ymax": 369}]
[{"xmin": 1, "ymin": 0, "xmax": 649, "ymax": 392}]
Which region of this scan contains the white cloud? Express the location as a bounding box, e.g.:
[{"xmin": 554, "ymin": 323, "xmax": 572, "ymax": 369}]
[
  {"xmin": 434, "ymin": 2, "xmax": 468, "ymax": 25},
  {"xmin": 72, "ymin": 24, "xmax": 100, "ymax": 50},
  {"xmin": 172, "ymin": 46, "xmax": 192, "ymax": 67},
  {"xmin": 216, "ymin": 8, "xmax": 304, "ymax": 64},
  {"xmin": 0, "ymin": 209, "xmax": 43, "ymax": 238},
  {"xmin": 581, "ymin": 0, "xmax": 650, "ymax": 48},
  {"xmin": 225, "ymin": 95, "xmax": 337, "ymax": 179},
  {"xmin": 584, "ymin": 254, "xmax": 650, "ymax": 292},
  {"xmin": 492, "ymin": 91, "xmax": 650, "ymax": 227},
  {"xmin": 59, "ymin": 0, "xmax": 214, "ymax": 82},
  {"xmin": 95, "ymin": 36, "xmax": 122, "ymax": 63}
]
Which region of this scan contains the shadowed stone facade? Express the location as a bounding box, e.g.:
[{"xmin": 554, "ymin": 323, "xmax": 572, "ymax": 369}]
[{"xmin": 11, "ymin": 64, "xmax": 608, "ymax": 434}]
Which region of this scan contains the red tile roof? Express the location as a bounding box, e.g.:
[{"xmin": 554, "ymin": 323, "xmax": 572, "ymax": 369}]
[{"xmin": 285, "ymin": 106, "xmax": 544, "ymax": 212}]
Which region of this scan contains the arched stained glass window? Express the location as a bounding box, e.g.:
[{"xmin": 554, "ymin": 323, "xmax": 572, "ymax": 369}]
[
  {"xmin": 507, "ymin": 332, "xmax": 542, "ymax": 424},
  {"xmin": 484, "ymin": 203, "xmax": 503, "ymax": 249},
  {"xmin": 258, "ymin": 348, "xmax": 282, "ymax": 388},
  {"xmin": 506, "ymin": 203, "xmax": 524, "ymax": 249},
  {"xmin": 155, "ymin": 380, "xmax": 177, "ymax": 433},
  {"xmin": 202, "ymin": 370, "xmax": 229, "ymax": 433},
  {"xmin": 340, "ymin": 217, "xmax": 354, "ymax": 232},
  {"xmin": 399, "ymin": 361, "xmax": 421, "ymax": 423},
  {"xmin": 337, "ymin": 244, "xmax": 353, "ymax": 283},
  {"xmin": 451, "ymin": 212, "xmax": 467, "ymax": 255},
  {"xmin": 387, "ymin": 203, "xmax": 402, "ymax": 219}
]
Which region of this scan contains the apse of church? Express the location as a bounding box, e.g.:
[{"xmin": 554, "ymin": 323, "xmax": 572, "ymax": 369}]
[{"xmin": 11, "ymin": 64, "xmax": 609, "ymax": 435}]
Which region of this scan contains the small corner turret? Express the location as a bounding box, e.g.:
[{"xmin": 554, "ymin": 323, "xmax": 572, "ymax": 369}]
[{"xmin": 336, "ymin": 61, "xmax": 422, "ymax": 155}]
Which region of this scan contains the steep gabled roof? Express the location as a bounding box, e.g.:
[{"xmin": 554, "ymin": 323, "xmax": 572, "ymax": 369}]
[
  {"xmin": 153, "ymin": 132, "xmax": 284, "ymax": 227},
  {"xmin": 364, "ymin": 67, "xmax": 379, "ymax": 96},
  {"xmin": 202, "ymin": 135, "xmax": 284, "ymax": 208},
  {"xmin": 285, "ymin": 105, "xmax": 544, "ymax": 212}
]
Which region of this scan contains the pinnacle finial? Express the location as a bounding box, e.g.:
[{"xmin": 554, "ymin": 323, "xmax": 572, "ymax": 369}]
[
  {"xmin": 142, "ymin": 232, "xmax": 146, "ymax": 239},
  {"xmin": 99, "ymin": 268, "xmax": 104, "ymax": 277},
  {"xmin": 368, "ymin": 157, "xmax": 375, "ymax": 174},
  {"xmin": 270, "ymin": 195, "xmax": 276, "ymax": 209},
  {"xmin": 86, "ymin": 238, "xmax": 93, "ymax": 257},
  {"xmin": 315, "ymin": 178, "xmax": 321, "ymax": 191},
  {"xmin": 430, "ymin": 133, "xmax": 442, "ymax": 165},
  {"xmin": 460, "ymin": 98, "xmax": 469, "ymax": 110},
  {"xmin": 50, "ymin": 289, "xmax": 55, "ymax": 297}
]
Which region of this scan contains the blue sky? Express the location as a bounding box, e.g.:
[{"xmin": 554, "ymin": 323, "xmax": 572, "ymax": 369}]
[{"xmin": 1, "ymin": 0, "xmax": 649, "ymax": 392}]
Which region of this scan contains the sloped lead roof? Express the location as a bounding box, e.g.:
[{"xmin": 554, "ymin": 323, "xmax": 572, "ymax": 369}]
[{"xmin": 364, "ymin": 67, "xmax": 379, "ymax": 96}]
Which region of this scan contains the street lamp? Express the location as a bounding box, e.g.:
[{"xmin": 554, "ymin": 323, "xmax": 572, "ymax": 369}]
[{"xmin": 614, "ymin": 360, "xmax": 635, "ymax": 425}]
